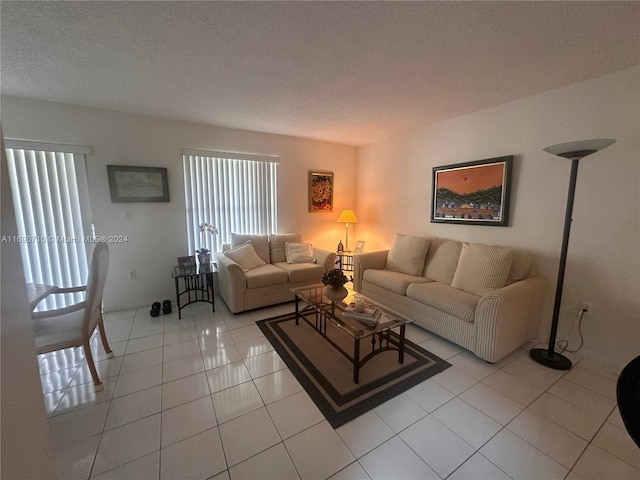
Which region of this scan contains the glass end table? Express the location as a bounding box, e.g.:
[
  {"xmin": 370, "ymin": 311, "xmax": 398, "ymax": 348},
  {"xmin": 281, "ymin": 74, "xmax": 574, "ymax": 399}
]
[{"xmin": 171, "ymin": 263, "xmax": 217, "ymax": 319}]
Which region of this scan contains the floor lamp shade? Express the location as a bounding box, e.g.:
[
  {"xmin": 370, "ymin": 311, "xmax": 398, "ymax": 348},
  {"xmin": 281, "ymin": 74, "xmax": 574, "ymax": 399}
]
[
  {"xmin": 530, "ymin": 139, "xmax": 615, "ymax": 370},
  {"xmin": 337, "ymin": 209, "xmax": 358, "ymax": 250}
]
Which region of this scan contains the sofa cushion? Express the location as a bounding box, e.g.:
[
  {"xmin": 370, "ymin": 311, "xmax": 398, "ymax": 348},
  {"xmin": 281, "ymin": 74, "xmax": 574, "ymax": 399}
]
[
  {"xmin": 245, "ymin": 264, "xmax": 289, "ymax": 289},
  {"xmin": 451, "ymin": 243, "xmax": 513, "ymax": 296},
  {"xmin": 385, "ymin": 233, "xmax": 430, "ymax": 276},
  {"xmin": 274, "ymin": 262, "xmax": 324, "ymax": 283},
  {"xmin": 423, "ymin": 239, "xmax": 462, "ymax": 284},
  {"xmin": 269, "ymin": 233, "xmax": 302, "ymax": 263},
  {"xmin": 507, "ymin": 250, "xmax": 535, "ymax": 284},
  {"xmin": 364, "ymin": 268, "xmax": 433, "ymax": 295},
  {"xmin": 225, "ymin": 241, "xmax": 267, "ymax": 272},
  {"xmin": 406, "ymin": 282, "xmax": 479, "ymax": 323},
  {"xmin": 231, "ymin": 233, "xmax": 271, "ymax": 264},
  {"xmin": 285, "ymin": 242, "xmax": 315, "ymax": 264}
]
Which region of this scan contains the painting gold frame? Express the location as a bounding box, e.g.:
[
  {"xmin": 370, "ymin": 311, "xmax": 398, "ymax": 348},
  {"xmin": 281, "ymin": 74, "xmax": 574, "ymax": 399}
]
[{"xmin": 308, "ymin": 171, "xmax": 334, "ymax": 212}]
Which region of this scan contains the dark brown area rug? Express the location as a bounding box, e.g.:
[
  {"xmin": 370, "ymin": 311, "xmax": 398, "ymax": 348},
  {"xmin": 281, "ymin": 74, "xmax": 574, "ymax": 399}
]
[{"xmin": 257, "ymin": 312, "xmax": 451, "ymax": 428}]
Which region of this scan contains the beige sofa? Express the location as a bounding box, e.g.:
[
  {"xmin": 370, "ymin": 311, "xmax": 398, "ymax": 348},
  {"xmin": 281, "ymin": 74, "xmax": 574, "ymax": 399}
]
[
  {"xmin": 353, "ymin": 234, "xmax": 548, "ymax": 363},
  {"xmin": 216, "ymin": 233, "xmax": 336, "ymax": 313}
]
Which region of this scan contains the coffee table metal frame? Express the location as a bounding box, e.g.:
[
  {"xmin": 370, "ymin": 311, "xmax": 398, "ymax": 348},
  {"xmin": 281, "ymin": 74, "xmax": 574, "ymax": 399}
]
[{"xmin": 291, "ymin": 284, "xmax": 412, "ymax": 383}]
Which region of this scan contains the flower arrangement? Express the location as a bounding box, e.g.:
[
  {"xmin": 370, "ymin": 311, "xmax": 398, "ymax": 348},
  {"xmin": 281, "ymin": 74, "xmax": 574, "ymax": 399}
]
[
  {"xmin": 311, "ymin": 180, "xmax": 332, "ymax": 211},
  {"xmin": 322, "ymin": 268, "xmax": 348, "ymax": 289},
  {"xmin": 196, "ymin": 222, "xmax": 218, "ymax": 255}
]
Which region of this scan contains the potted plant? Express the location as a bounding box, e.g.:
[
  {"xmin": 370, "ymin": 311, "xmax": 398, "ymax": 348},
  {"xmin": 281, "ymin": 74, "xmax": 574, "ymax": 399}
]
[
  {"xmin": 196, "ymin": 222, "xmax": 218, "ymax": 264},
  {"xmin": 322, "ymin": 268, "xmax": 349, "ymax": 301}
]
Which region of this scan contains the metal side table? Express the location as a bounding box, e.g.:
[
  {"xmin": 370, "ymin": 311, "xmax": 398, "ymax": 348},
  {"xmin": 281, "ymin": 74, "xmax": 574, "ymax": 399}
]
[{"xmin": 172, "ymin": 263, "xmax": 216, "ymax": 319}]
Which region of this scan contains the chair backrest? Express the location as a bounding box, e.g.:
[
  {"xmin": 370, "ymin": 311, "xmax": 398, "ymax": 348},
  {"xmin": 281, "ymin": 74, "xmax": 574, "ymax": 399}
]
[{"xmin": 83, "ymin": 242, "xmax": 109, "ymax": 339}]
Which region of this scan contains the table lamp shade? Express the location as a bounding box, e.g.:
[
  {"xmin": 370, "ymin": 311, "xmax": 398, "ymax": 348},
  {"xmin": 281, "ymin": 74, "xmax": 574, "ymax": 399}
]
[{"xmin": 337, "ymin": 209, "xmax": 358, "ymax": 224}]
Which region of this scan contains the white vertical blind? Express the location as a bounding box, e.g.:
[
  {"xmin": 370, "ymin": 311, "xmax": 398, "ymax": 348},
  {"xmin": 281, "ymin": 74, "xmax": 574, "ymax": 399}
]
[
  {"xmin": 5, "ymin": 143, "xmax": 93, "ymax": 310},
  {"xmin": 183, "ymin": 151, "xmax": 278, "ymax": 254}
]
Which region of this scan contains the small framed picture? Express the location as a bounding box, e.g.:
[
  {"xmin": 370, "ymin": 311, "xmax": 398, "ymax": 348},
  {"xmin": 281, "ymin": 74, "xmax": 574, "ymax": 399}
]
[
  {"xmin": 354, "ymin": 240, "xmax": 365, "ymax": 254},
  {"xmin": 177, "ymin": 255, "xmax": 196, "ymax": 268},
  {"xmin": 308, "ymin": 171, "xmax": 334, "ymax": 212},
  {"xmin": 107, "ymin": 165, "xmax": 170, "ymax": 202}
]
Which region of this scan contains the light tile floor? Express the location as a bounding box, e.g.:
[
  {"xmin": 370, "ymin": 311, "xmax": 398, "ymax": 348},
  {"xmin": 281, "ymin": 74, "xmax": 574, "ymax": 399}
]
[{"xmin": 39, "ymin": 297, "xmax": 639, "ymax": 480}]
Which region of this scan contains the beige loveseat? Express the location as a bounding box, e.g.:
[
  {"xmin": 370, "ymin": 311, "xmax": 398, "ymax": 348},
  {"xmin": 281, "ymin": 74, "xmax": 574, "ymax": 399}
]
[
  {"xmin": 216, "ymin": 233, "xmax": 336, "ymax": 313},
  {"xmin": 353, "ymin": 234, "xmax": 548, "ymax": 363}
]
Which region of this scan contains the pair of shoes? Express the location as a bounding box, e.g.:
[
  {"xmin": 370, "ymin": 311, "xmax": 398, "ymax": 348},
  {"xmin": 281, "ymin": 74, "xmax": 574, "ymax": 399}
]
[
  {"xmin": 150, "ymin": 302, "xmax": 161, "ymax": 317},
  {"xmin": 162, "ymin": 300, "xmax": 172, "ymax": 314}
]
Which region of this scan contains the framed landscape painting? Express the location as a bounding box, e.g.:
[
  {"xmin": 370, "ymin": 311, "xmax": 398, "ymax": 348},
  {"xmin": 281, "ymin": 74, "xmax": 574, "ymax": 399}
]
[
  {"xmin": 308, "ymin": 171, "xmax": 334, "ymax": 212},
  {"xmin": 431, "ymin": 156, "xmax": 513, "ymax": 226},
  {"xmin": 107, "ymin": 165, "xmax": 170, "ymax": 202}
]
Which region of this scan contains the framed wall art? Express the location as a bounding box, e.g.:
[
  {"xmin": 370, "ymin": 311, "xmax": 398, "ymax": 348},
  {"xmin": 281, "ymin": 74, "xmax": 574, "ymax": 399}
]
[
  {"xmin": 308, "ymin": 170, "xmax": 334, "ymax": 212},
  {"xmin": 107, "ymin": 165, "xmax": 170, "ymax": 202},
  {"xmin": 431, "ymin": 156, "xmax": 513, "ymax": 226}
]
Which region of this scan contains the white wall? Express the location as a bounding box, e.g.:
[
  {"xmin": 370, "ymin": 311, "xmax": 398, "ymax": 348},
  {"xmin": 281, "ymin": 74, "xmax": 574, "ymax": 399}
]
[
  {"xmin": 1, "ymin": 98, "xmax": 357, "ymax": 310},
  {"xmin": 356, "ymin": 66, "xmax": 640, "ymax": 365},
  {"xmin": 1, "ymin": 133, "xmax": 56, "ymax": 478}
]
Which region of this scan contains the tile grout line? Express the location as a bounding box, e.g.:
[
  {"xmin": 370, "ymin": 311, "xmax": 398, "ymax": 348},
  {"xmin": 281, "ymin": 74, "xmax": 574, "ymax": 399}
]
[{"xmin": 45, "ymin": 300, "xmax": 636, "ymax": 480}]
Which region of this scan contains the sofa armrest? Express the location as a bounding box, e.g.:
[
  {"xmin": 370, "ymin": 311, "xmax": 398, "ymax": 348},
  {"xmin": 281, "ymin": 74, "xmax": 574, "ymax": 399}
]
[
  {"xmin": 474, "ymin": 276, "xmax": 548, "ymax": 363},
  {"xmin": 215, "ymin": 251, "xmax": 247, "ymax": 313},
  {"xmin": 314, "ymin": 248, "xmax": 336, "ymax": 273},
  {"xmin": 353, "ymin": 250, "xmax": 389, "ymax": 293}
]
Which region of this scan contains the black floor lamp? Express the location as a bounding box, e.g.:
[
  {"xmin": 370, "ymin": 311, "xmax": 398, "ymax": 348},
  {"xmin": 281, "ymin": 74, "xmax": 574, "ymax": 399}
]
[{"xmin": 530, "ymin": 138, "xmax": 616, "ymax": 370}]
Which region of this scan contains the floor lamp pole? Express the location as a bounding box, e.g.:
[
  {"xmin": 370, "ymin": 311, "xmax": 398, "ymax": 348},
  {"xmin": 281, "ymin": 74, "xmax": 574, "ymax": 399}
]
[
  {"xmin": 530, "ymin": 138, "xmax": 615, "ymax": 370},
  {"xmin": 530, "ymin": 158, "xmax": 579, "ymax": 370}
]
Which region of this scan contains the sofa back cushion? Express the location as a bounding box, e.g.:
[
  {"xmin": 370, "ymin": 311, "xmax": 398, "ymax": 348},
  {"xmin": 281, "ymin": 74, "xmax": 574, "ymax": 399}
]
[
  {"xmin": 507, "ymin": 250, "xmax": 535, "ymax": 284},
  {"xmin": 225, "ymin": 241, "xmax": 267, "ymax": 272},
  {"xmin": 269, "ymin": 233, "xmax": 302, "ymax": 263},
  {"xmin": 451, "ymin": 243, "xmax": 513, "ymax": 296},
  {"xmin": 423, "ymin": 239, "xmax": 463, "ymax": 284},
  {"xmin": 385, "ymin": 233, "xmax": 430, "ymax": 276},
  {"xmin": 285, "ymin": 242, "xmax": 315, "ymax": 263},
  {"xmin": 231, "ymin": 233, "xmax": 271, "ymax": 264}
]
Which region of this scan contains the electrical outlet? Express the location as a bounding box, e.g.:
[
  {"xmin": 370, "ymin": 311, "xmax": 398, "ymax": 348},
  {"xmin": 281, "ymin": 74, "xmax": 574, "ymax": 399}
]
[
  {"xmin": 580, "ymin": 301, "xmax": 593, "ymax": 315},
  {"xmin": 129, "ymin": 270, "xmax": 136, "ymax": 280}
]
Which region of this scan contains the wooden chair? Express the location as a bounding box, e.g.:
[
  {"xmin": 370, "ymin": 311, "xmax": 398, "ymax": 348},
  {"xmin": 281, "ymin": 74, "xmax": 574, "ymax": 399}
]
[{"xmin": 32, "ymin": 242, "xmax": 113, "ymax": 391}]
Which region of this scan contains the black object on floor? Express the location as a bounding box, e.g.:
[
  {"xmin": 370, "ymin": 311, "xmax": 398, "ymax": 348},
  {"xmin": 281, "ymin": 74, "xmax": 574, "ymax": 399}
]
[
  {"xmin": 150, "ymin": 302, "xmax": 161, "ymax": 317},
  {"xmin": 617, "ymin": 355, "xmax": 640, "ymax": 449},
  {"xmin": 162, "ymin": 300, "xmax": 172, "ymax": 314}
]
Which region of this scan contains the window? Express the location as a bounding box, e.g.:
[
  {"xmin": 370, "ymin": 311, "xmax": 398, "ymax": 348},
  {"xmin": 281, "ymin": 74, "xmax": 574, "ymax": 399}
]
[
  {"xmin": 5, "ymin": 140, "xmax": 93, "ymax": 310},
  {"xmin": 182, "ymin": 149, "xmax": 279, "ymax": 254}
]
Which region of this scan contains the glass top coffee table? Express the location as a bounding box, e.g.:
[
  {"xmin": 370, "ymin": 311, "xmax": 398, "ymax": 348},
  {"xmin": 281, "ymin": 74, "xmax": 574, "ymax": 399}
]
[{"xmin": 290, "ymin": 284, "xmax": 413, "ymax": 383}]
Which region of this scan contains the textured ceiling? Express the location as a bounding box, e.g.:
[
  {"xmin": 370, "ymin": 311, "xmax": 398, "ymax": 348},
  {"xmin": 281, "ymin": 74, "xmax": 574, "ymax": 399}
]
[{"xmin": 1, "ymin": 1, "xmax": 639, "ymax": 146}]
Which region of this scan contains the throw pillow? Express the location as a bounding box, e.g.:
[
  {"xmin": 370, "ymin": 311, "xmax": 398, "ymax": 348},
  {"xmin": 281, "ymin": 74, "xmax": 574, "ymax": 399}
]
[
  {"xmin": 285, "ymin": 242, "xmax": 315, "ymax": 264},
  {"xmin": 269, "ymin": 233, "xmax": 302, "ymax": 263},
  {"xmin": 225, "ymin": 241, "xmax": 267, "ymax": 272},
  {"xmin": 424, "ymin": 239, "xmax": 463, "ymax": 283},
  {"xmin": 451, "ymin": 243, "xmax": 514, "ymax": 296},
  {"xmin": 231, "ymin": 233, "xmax": 270, "ymax": 264},
  {"xmin": 507, "ymin": 250, "xmax": 534, "ymax": 283},
  {"xmin": 385, "ymin": 233, "xmax": 430, "ymax": 276}
]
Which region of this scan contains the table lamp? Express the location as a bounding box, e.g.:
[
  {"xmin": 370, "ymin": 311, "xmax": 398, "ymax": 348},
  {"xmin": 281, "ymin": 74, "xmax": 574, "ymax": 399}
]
[{"xmin": 337, "ymin": 209, "xmax": 358, "ymax": 250}]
